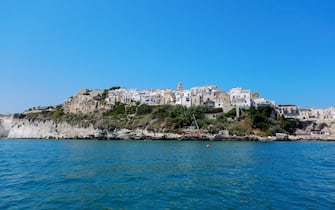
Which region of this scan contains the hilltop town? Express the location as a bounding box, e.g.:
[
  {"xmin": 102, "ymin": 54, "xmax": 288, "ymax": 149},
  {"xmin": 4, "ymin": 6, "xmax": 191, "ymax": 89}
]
[
  {"xmin": 1, "ymin": 83, "xmax": 335, "ymax": 140},
  {"xmin": 61, "ymin": 82, "xmax": 274, "ymax": 113}
]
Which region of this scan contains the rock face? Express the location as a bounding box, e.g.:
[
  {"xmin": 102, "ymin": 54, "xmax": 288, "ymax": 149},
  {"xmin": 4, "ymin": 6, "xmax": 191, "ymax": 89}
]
[
  {"xmin": 63, "ymin": 89, "xmax": 110, "ymax": 114},
  {"xmin": 6, "ymin": 118, "xmax": 183, "ymax": 140},
  {"xmin": 3, "ymin": 112, "xmax": 335, "ymax": 140},
  {"xmin": 7, "ymin": 118, "xmax": 102, "ymax": 139},
  {"xmin": 0, "ymin": 115, "xmax": 13, "ymax": 138}
]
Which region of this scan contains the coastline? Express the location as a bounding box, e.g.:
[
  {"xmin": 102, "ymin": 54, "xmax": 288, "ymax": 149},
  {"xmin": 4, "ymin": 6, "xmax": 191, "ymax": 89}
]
[
  {"xmin": 2, "ymin": 113, "xmax": 335, "ymax": 142},
  {"xmin": 2, "ymin": 130, "xmax": 335, "ymax": 142}
]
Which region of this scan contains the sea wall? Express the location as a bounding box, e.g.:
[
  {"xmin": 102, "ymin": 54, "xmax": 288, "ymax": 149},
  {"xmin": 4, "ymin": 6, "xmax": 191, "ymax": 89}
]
[{"xmin": 0, "ymin": 115, "xmax": 13, "ymax": 138}]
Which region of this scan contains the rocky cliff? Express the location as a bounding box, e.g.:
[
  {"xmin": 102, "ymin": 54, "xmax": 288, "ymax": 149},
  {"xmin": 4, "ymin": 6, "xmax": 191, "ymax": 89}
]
[
  {"xmin": 63, "ymin": 89, "xmax": 110, "ymax": 114},
  {"xmin": 2, "ymin": 114, "xmax": 335, "ymax": 140},
  {"xmin": 0, "ymin": 115, "xmax": 13, "ymax": 138},
  {"xmin": 5, "ymin": 117, "xmax": 181, "ymax": 140},
  {"xmin": 7, "ymin": 118, "xmax": 102, "ymax": 139}
]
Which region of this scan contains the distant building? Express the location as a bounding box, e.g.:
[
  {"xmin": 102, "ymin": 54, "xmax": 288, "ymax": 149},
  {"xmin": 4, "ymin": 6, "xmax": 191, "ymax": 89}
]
[
  {"xmin": 160, "ymin": 90, "xmax": 175, "ymax": 105},
  {"xmin": 276, "ymin": 105, "xmax": 299, "ymax": 117},
  {"xmin": 229, "ymin": 87, "xmax": 252, "ymax": 107},
  {"xmin": 214, "ymin": 91, "xmax": 231, "ymax": 108},
  {"xmin": 107, "ymin": 88, "xmax": 127, "ymax": 105},
  {"xmin": 252, "ymin": 98, "xmax": 275, "ymax": 107},
  {"xmin": 104, "ymin": 83, "xmax": 275, "ymax": 110},
  {"xmin": 299, "ymin": 108, "xmax": 313, "ymax": 119},
  {"xmin": 251, "ymin": 92, "xmax": 260, "ymax": 99},
  {"xmin": 175, "ymin": 90, "xmax": 192, "ymax": 107}
]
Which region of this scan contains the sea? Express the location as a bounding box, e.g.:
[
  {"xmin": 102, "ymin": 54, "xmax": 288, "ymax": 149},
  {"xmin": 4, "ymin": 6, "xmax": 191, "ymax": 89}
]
[{"xmin": 0, "ymin": 139, "xmax": 334, "ymax": 209}]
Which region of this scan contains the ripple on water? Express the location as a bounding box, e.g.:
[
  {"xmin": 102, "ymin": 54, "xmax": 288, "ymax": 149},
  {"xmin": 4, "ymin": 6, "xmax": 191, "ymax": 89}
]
[{"xmin": 1, "ymin": 140, "xmax": 335, "ymax": 209}]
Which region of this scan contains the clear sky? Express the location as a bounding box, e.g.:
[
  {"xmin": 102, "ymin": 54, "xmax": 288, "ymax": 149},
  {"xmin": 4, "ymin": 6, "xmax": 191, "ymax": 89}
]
[{"xmin": 1, "ymin": 0, "xmax": 334, "ymax": 113}]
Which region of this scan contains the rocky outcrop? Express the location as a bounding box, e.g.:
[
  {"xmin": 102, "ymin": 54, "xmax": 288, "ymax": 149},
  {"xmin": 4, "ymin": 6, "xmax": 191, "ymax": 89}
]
[
  {"xmin": 107, "ymin": 128, "xmax": 182, "ymax": 140},
  {"xmin": 63, "ymin": 89, "xmax": 110, "ymax": 114},
  {"xmin": 0, "ymin": 114, "xmax": 13, "ymax": 138}
]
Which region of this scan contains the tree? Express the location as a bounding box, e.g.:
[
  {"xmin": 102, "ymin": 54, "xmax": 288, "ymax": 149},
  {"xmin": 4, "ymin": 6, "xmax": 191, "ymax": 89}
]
[{"xmin": 109, "ymin": 86, "xmax": 121, "ymax": 90}]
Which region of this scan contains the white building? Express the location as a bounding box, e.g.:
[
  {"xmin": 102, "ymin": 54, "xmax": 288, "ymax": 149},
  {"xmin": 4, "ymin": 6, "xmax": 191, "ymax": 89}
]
[
  {"xmin": 213, "ymin": 91, "xmax": 230, "ymax": 108},
  {"xmin": 252, "ymin": 98, "xmax": 275, "ymax": 107},
  {"xmin": 175, "ymin": 90, "xmax": 192, "ymax": 107},
  {"xmin": 277, "ymin": 105, "xmax": 300, "ymax": 117},
  {"xmin": 148, "ymin": 90, "xmax": 163, "ymax": 105},
  {"xmin": 299, "ymin": 108, "xmax": 313, "ymax": 120},
  {"xmin": 311, "ymin": 108, "xmax": 335, "ymax": 121},
  {"xmin": 105, "ymin": 84, "xmax": 278, "ymax": 111},
  {"xmin": 160, "ymin": 90, "xmax": 175, "ymax": 105},
  {"xmin": 229, "ymin": 87, "xmax": 252, "ymax": 107},
  {"xmin": 190, "ymin": 85, "xmax": 220, "ymax": 96},
  {"xmin": 107, "ymin": 88, "xmax": 127, "ymax": 104}
]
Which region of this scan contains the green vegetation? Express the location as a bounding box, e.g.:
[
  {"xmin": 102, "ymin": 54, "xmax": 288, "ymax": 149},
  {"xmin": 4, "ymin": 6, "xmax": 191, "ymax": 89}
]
[
  {"xmin": 20, "ymin": 103, "xmax": 300, "ymax": 137},
  {"xmin": 151, "ymin": 105, "xmax": 209, "ymax": 130},
  {"xmin": 109, "ymin": 86, "xmax": 121, "ymax": 90},
  {"xmin": 239, "ymin": 106, "xmax": 299, "ymax": 136},
  {"xmin": 52, "ymin": 108, "xmax": 64, "ymax": 119},
  {"xmin": 103, "ymin": 102, "xmax": 126, "ymax": 117},
  {"xmin": 224, "ymin": 108, "xmax": 236, "ymax": 118},
  {"xmin": 136, "ymin": 104, "xmax": 152, "ymax": 115}
]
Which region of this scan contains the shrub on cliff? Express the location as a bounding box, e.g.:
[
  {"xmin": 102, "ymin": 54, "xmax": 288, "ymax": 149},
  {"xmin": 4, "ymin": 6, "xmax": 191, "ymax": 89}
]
[
  {"xmin": 245, "ymin": 106, "xmax": 276, "ymax": 132},
  {"xmin": 136, "ymin": 104, "xmax": 152, "ymax": 115},
  {"xmin": 52, "ymin": 108, "xmax": 64, "ymax": 119},
  {"xmin": 225, "ymin": 108, "xmax": 236, "ymax": 118},
  {"xmin": 280, "ymin": 117, "xmax": 300, "ymax": 134},
  {"xmin": 103, "ymin": 102, "xmax": 126, "ymax": 117},
  {"xmin": 153, "ymin": 104, "xmax": 172, "ymax": 119}
]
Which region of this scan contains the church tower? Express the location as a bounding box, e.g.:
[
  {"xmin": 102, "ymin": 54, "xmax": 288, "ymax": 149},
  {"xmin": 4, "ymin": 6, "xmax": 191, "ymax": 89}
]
[{"xmin": 177, "ymin": 82, "xmax": 183, "ymax": 91}]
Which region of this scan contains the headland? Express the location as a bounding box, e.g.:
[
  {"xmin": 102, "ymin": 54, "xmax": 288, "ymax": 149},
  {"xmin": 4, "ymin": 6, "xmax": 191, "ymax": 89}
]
[{"xmin": 1, "ymin": 84, "xmax": 334, "ymax": 141}]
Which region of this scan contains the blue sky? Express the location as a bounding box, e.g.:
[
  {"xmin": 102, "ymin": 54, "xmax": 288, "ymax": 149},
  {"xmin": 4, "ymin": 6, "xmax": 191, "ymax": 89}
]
[{"xmin": 1, "ymin": 0, "xmax": 334, "ymax": 113}]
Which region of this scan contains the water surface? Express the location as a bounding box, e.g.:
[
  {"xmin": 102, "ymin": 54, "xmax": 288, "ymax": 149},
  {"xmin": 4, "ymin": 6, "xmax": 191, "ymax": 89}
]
[{"xmin": 1, "ymin": 140, "xmax": 335, "ymax": 209}]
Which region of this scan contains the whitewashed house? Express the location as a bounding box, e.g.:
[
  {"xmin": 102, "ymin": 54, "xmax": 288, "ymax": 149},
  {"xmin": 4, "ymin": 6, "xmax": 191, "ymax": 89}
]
[
  {"xmin": 214, "ymin": 91, "xmax": 231, "ymax": 108},
  {"xmin": 148, "ymin": 90, "xmax": 162, "ymax": 105},
  {"xmin": 160, "ymin": 90, "xmax": 175, "ymax": 105},
  {"xmin": 107, "ymin": 88, "xmax": 127, "ymax": 104},
  {"xmin": 229, "ymin": 87, "xmax": 252, "ymax": 107},
  {"xmin": 175, "ymin": 90, "xmax": 192, "ymax": 107},
  {"xmin": 277, "ymin": 105, "xmax": 300, "ymax": 117},
  {"xmin": 252, "ymin": 98, "xmax": 275, "ymax": 107},
  {"xmin": 298, "ymin": 108, "xmax": 313, "ymax": 120}
]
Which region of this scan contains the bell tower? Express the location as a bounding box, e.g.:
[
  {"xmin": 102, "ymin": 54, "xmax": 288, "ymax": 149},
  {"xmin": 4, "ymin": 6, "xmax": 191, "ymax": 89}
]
[{"xmin": 177, "ymin": 82, "xmax": 183, "ymax": 91}]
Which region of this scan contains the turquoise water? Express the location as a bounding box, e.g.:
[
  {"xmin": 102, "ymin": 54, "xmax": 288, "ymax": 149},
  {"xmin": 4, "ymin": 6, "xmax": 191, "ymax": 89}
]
[{"xmin": 1, "ymin": 140, "xmax": 335, "ymax": 209}]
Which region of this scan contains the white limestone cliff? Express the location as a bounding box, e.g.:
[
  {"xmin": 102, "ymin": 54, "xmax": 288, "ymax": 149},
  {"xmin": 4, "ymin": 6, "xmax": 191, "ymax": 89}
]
[
  {"xmin": 0, "ymin": 115, "xmax": 13, "ymax": 138},
  {"xmin": 7, "ymin": 118, "xmax": 102, "ymax": 139}
]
